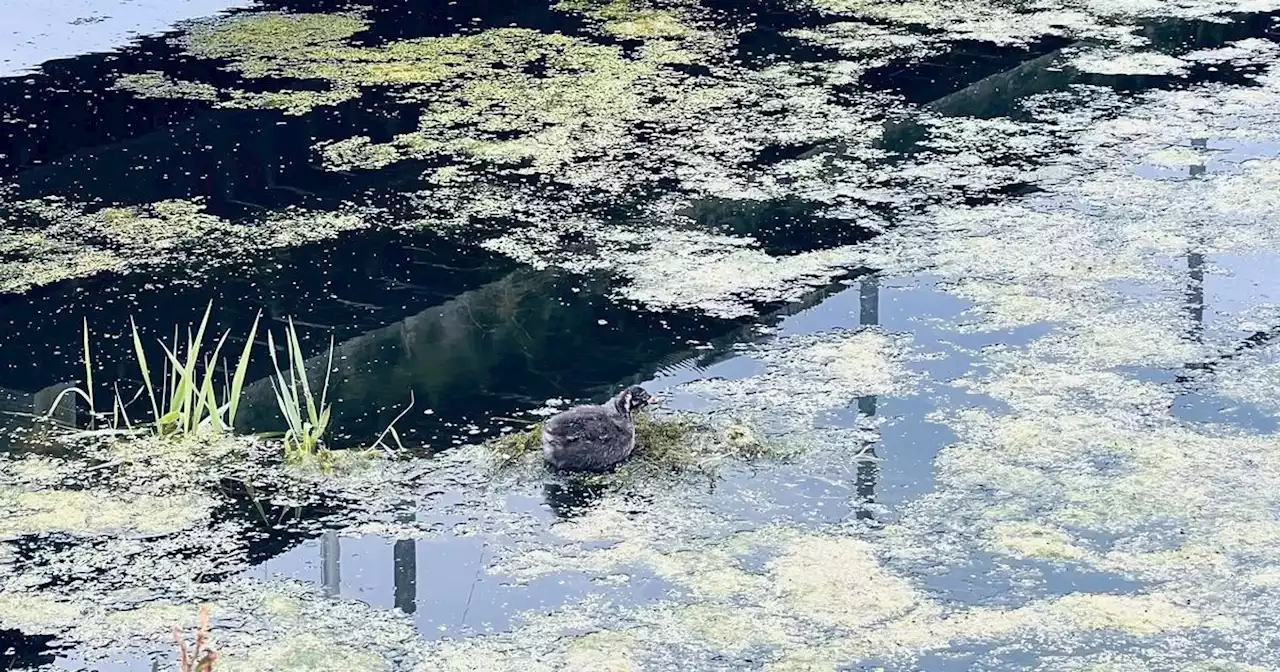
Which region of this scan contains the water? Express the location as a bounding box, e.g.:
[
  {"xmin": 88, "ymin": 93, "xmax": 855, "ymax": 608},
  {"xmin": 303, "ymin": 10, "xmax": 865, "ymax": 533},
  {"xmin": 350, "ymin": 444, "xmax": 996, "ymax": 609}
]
[{"xmin": 3, "ymin": 0, "xmax": 1280, "ymax": 669}]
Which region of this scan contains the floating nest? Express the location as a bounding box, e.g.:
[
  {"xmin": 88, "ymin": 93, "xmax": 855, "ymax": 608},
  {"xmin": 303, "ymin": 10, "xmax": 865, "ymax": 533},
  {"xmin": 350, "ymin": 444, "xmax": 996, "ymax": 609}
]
[{"xmin": 489, "ymin": 411, "xmax": 777, "ymax": 478}]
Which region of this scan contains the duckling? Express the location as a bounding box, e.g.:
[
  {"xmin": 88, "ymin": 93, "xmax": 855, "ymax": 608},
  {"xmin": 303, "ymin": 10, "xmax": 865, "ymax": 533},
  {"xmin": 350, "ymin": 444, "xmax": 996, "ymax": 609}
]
[{"xmin": 541, "ymin": 385, "xmax": 653, "ymax": 472}]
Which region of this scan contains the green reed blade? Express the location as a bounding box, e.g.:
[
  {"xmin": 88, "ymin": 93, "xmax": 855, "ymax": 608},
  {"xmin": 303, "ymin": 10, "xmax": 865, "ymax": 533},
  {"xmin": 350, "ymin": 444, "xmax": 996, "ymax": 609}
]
[
  {"xmin": 226, "ymin": 311, "xmax": 260, "ymax": 427},
  {"xmin": 129, "ymin": 317, "xmax": 161, "ymax": 426},
  {"xmin": 81, "ymin": 318, "xmax": 95, "ymax": 419}
]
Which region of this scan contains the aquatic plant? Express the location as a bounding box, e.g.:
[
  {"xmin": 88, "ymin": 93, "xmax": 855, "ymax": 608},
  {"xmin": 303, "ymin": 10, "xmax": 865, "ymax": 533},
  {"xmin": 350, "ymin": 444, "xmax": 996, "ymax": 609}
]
[
  {"xmin": 489, "ymin": 421, "xmax": 543, "ymax": 465},
  {"xmin": 45, "ymin": 304, "xmax": 260, "ymax": 437},
  {"xmin": 42, "ymin": 305, "xmax": 413, "ymax": 467},
  {"xmin": 45, "ymin": 317, "xmax": 100, "ymax": 429},
  {"xmin": 267, "ymin": 319, "xmax": 333, "ymax": 462},
  {"xmin": 149, "ymin": 305, "xmax": 261, "ymax": 436}
]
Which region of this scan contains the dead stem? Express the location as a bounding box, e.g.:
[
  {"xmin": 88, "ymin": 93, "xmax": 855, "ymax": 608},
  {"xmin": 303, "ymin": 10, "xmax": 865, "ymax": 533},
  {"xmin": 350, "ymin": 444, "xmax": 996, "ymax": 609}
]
[{"xmin": 170, "ymin": 605, "xmax": 218, "ymax": 672}]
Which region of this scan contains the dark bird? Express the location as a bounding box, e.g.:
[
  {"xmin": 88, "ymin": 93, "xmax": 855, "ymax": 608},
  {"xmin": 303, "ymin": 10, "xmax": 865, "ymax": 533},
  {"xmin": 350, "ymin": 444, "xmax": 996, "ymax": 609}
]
[{"xmin": 541, "ymin": 385, "xmax": 653, "ymax": 472}]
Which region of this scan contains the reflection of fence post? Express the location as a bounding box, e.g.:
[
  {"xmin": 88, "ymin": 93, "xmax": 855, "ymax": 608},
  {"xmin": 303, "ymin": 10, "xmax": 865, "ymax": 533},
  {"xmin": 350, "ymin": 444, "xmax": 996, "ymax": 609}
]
[
  {"xmin": 859, "ymin": 274, "xmax": 879, "ymax": 325},
  {"xmin": 1188, "ymin": 251, "xmax": 1205, "ymax": 342},
  {"xmin": 393, "ymin": 511, "xmax": 418, "ymax": 614},
  {"xmin": 321, "ymin": 530, "xmax": 341, "ymax": 597},
  {"xmin": 857, "ymin": 274, "xmax": 880, "ymax": 417},
  {"xmin": 855, "ymin": 275, "xmax": 880, "ymax": 519},
  {"xmin": 1187, "ymin": 138, "xmax": 1207, "ymax": 343}
]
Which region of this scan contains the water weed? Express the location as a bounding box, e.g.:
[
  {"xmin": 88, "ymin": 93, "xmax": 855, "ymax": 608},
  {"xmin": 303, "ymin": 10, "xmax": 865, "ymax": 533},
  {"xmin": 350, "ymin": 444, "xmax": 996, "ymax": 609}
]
[
  {"xmin": 46, "ymin": 304, "xmax": 261, "ymax": 438},
  {"xmin": 43, "ymin": 306, "xmax": 410, "ymax": 466},
  {"xmin": 267, "ymin": 319, "xmax": 333, "ymax": 462}
]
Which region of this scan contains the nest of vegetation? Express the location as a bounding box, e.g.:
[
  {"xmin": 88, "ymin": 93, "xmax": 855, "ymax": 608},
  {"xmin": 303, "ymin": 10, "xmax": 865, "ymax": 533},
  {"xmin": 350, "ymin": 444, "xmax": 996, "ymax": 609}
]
[{"xmin": 489, "ymin": 411, "xmax": 778, "ymax": 477}]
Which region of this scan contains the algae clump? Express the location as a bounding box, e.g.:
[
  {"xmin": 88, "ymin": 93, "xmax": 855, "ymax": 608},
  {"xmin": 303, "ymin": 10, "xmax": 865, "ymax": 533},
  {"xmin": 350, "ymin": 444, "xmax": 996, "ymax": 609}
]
[
  {"xmin": 110, "ymin": 71, "xmax": 220, "ymax": 101},
  {"xmin": 555, "ymin": 0, "xmax": 698, "ymax": 39}
]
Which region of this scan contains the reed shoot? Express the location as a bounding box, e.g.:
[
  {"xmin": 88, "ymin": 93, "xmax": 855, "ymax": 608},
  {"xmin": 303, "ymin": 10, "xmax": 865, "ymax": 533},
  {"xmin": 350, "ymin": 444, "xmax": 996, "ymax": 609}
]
[
  {"xmin": 45, "ymin": 304, "xmax": 261, "ymax": 438},
  {"xmin": 267, "ymin": 318, "xmax": 333, "ymax": 461}
]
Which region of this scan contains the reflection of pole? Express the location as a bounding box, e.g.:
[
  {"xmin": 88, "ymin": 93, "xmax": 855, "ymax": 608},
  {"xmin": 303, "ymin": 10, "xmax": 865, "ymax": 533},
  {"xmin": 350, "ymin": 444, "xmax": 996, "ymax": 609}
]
[
  {"xmin": 393, "ymin": 511, "xmax": 418, "ymax": 614},
  {"xmin": 1187, "ymin": 139, "xmax": 1207, "ymax": 344},
  {"xmin": 1188, "ymin": 251, "xmax": 1204, "ymax": 342},
  {"xmin": 860, "ymin": 272, "xmax": 880, "ymax": 419},
  {"xmin": 855, "ymin": 275, "xmax": 880, "ymax": 520},
  {"xmin": 859, "ymin": 274, "xmax": 879, "ymax": 328},
  {"xmin": 858, "ymin": 274, "xmax": 880, "ymax": 421},
  {"xmin": 321, "ymin": 530, "xmax": 340, "ymax": 597}
]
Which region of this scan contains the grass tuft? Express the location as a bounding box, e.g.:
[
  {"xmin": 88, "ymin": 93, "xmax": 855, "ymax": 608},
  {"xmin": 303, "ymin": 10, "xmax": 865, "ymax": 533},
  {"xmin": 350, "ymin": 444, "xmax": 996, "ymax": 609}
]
[
  {"xmin": 267, "ymin": 318, "xmax": 333, "ymax": 462},
  {"xmin": 46, "ymin": 306, "xmax": 411, "ymax": 469},
  {"xmin": 47, "ymin": 304, "xmax": 261, "ymax": 438}
]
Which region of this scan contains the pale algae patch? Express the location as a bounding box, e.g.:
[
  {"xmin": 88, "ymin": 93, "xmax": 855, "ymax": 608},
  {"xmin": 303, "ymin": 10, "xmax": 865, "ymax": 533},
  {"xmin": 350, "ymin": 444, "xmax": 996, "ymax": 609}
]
[
  {"xmin": 218, "ymin": 632, "xmax": 392, "ymax": 672},
  {"xmin": 102, "ymin": 14, "xmax": 373, "ymax": 116},
  {"xmin": 110, "ymin": 71, "xmax": 220, "ymax": 101},
  {"xmin": 989, "ymin": 521, "xmax": 1092, "ymax": 561},
  {"xmin": 0, "ymin": 579, "xmax": 430, "ymax": 670},
  {"xmin": 810, "ymin": 0, "xmax": 1280, "ymax": 43},
  {"xmin": 219, "ymin": 86, "xmax": 361, "ymax": 115},
  {"xmin": 804, "ymin": 0, "xmax": 1136, "ymax": 45},
  {"xmin": 1184, "ymin": 37, "xmax": 1280, "ymax": 65},
  {"xmin": 1212, "ymin": 350, "xmax": 1280, "ymax": 417},
  {"xmin": 554, "ymin": 0, "xmax": 702, "ymax": 40},
  {"xmin": 169, "ymin": 6, "xmax": 718, "ymax": 124},
  {"xmin": 0, "ymin": 196, "xmax": 372, "ymax": 291},
  {"xmin": 0, "ymin": 593, "xmax": 88, "ymax": 633},
  {"xmin": 300, "ymin": 35, "xmax": 723, "ymax": 180},
  {"xmin": 1143, "ymin": 145, "xmax": 1210, "ymax": 167},
  {"xmin": 782, "ymin": 21, "xmax": 938, "ymax": 64},
  {"xmin": 0, "ymin": 228, "xmax": 123, "ymax": 293},
  {"xmin": 0, "ymin": 431, "xmax": 443, "ymax": 667},
  {"xmin": 317, "ymin": 135, "xmax": 405, "ymax": 172},
  {"xmin": 563, "ymin": 631, "xmax": 640, "ymax": 672},
  {"xmin": 1068, "ymin": 49, "xmax": 1189, "ymax": 75},
  {"xmin": 484, "ymin": 223, "xmax": 867, "ymax": 318},
  {"xmin": 431, "ymin": 501, "xmax": 1212, "ymax": 668},
  {"xmin": 677, "ymin": 328, "xmax": 912, "ymax": 453},
  {"xmin": 770, "ymin": 535, "xmax": 919, "ymax": 629},
  {"xmin": 0, "ymin": 488, "xmax": 213, "ymax": 538},
  {"xmin": 0, "ymin": 436, "xmax": 244, "ymax": 539}
]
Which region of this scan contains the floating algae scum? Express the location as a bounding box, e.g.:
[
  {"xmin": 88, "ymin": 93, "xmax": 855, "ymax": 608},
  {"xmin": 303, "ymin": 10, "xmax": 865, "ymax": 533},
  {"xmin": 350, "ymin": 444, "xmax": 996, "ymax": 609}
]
[{"xmin": 4, "ymin": 0, "xmax": 1280, "ymax": 668}]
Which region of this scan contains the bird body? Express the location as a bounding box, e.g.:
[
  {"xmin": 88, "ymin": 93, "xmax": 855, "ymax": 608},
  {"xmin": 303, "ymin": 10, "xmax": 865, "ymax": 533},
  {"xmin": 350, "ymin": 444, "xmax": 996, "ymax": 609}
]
[{"xmin": 541, "ymin": 386, "xmax": 652, "ymax": 472}]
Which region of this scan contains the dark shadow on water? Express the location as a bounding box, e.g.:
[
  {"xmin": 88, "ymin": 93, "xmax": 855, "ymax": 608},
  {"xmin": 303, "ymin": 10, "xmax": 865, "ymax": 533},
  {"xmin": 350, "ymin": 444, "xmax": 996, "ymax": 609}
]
[
  {"xmin": 0, "ymin": 227, "xmax": 512, "ymax": 397},
  {"xmin": 0, "ymin": 629, "xmax": 59, "ymax": 668},
  {"xmin": 861, "ymin": 36, "xmax": 1075, "ymax": 105},
  {"xmin": 543, "ymin": 478, "xmax": 610, "ymax": 520},
  {"xmin": 0, "ymin": 220, "xmax": 877, "ymax": 451}
]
